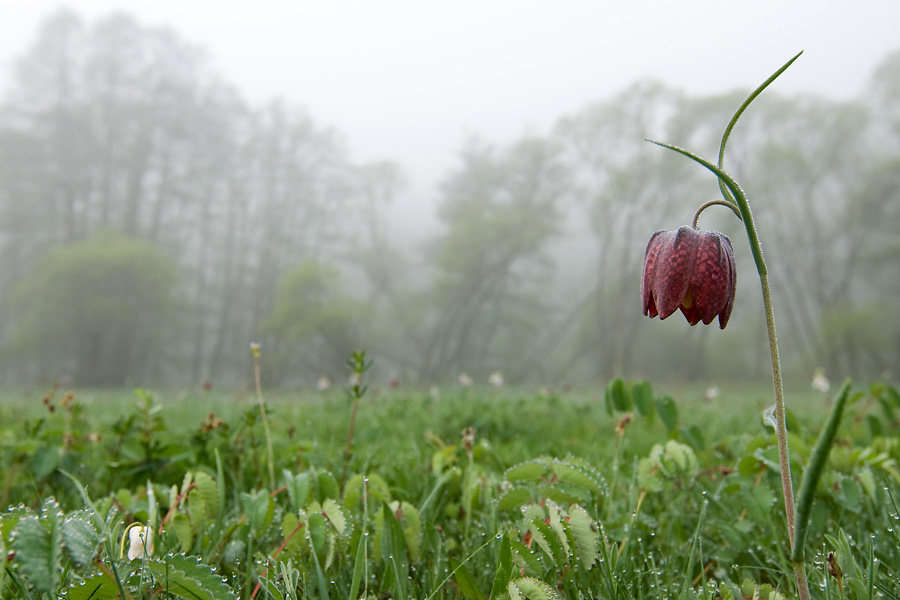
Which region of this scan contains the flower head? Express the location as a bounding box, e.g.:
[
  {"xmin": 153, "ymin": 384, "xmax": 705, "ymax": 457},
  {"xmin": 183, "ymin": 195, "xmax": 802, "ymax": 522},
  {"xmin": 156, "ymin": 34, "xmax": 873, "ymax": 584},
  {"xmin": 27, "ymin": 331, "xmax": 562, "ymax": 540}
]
[
  {"xmin": 489, "ymin": 371, "xmax": 504, "ymax": 387},
  {"xmin": 811, "ymin": 367, "xmax": 830, "ymax": 393},
  {"xmin": 126, "ymin": 525, "xmax": 154, "ymax": 560},
  {"xmin": 641, "ymin": 225, "xmax": 736, "ymax": 328}
]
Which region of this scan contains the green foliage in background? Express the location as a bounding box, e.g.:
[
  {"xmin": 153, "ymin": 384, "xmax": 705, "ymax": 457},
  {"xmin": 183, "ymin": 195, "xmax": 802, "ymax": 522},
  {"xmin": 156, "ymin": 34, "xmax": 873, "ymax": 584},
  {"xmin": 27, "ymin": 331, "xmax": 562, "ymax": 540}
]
[
  {"xmin": 6, "ymin": 231, "xmax": 180, "ymax": 387},
  {"xmin": 263, "ymin": 260, "xmax": 371, "ymax": 382}
]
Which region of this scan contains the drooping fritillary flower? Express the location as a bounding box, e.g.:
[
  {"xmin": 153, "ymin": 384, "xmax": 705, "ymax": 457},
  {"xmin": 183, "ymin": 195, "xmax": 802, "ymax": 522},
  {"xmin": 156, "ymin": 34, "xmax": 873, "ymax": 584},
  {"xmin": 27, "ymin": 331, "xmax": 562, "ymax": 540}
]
[{"xmin": 641, "ymin": 225, "xmax": 736, "ymax": 329}]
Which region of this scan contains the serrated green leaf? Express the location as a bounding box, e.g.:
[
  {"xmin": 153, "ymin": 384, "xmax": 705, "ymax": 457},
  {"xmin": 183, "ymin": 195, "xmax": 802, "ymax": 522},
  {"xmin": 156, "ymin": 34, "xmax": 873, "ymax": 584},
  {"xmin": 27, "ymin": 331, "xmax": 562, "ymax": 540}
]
[
  {"xmin": 324, "ymin": 530, "xmax": 336, "ymax": 571},
  {"xmin": 322, "ymin": 498, "xmax": 348, "ymax": 537},
  {"xmin": 145, "ymin": 554, "xmax": 236, "ymax": 600},
  {"xmin": 66, "ymin": 571, "xmax": 122, "ymax": 600},
  {"xmin": 544, "ymin": 501, "xmax": 571, "ymax": 564},
  {"xmin": 281, "ymin": 512, "xmax": 304, "ymax": 554},
  {"xmin": 538, "ymin": 485, "xmax": 585, "ymax": 505},
  {"xmin": 505, "ymin": 461, "xmax": 547, "ymax": 482},
  {"xmin": 188, "ymin": 488, "xmax": 208, "ymax": 533},
  {"xmin": 521, "ymin": 504, "xmax": 544, "ymax": 523},
  {"xmin": 193, "ymin": 471, "xmax": 219, "ymax": 519},
  {"xmin": 509, "ymin": 538, "xmax": 542, "ymax": 575},
  {"xmin": 180, "ymin": 471, "xmax": 193, "ymax": 497},
  {"xmin": 637, "ymin": 454, "xmax": 663, "ymax": 493},
  {"xmin": 509, "ymin": 576, "xmax": 560, "ymax": 600},
  {"xmin": 171, "ymin": 513, "xmax": 193, "ymax": 552},
  {"xmin": 531, "ymin": 520, "xmax": 565, "ymax": 569},
  {"xmin": 12, "ymin": 499, "xmax": 63, "ymax": 595},
  {"xmin": 551, "ymin": 460, "xmax": 602, "ymax": 494},
  {"xmin": 308, "ymin": 512, "xmax": 327, "ymax": 559},
  {"xmin": 284, "ymin": 470, "xmax": 311, "ymax": 511},
  {"xmin": 61, "ymin": 514, "xmax": 100, "ymax": 567},
  {"xmin": 498, "ymin": 487, "xmax": 532, "ymax": 509},
  {"xmin": 566, "ymin": 504, "xmax": 598, "ymax": 569},
  {"xmin": 242, "ymin": 489, "xmax": 275, "ymax": 533}
]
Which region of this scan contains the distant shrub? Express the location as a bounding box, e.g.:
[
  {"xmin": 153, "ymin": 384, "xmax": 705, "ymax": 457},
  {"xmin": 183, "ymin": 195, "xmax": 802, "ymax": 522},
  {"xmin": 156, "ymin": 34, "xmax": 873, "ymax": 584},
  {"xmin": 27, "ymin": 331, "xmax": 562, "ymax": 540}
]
[{"xmin": 8, "ymin": 230, "xmax": 181, "ymax": 386}]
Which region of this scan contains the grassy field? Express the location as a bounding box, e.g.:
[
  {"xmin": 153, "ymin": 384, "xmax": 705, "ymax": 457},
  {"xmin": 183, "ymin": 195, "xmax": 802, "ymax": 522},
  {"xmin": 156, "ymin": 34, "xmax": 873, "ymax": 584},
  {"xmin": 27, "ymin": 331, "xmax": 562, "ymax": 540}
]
[{"xmin": 1, "ymin": 378, "xmax": 899, "ymax": 599}]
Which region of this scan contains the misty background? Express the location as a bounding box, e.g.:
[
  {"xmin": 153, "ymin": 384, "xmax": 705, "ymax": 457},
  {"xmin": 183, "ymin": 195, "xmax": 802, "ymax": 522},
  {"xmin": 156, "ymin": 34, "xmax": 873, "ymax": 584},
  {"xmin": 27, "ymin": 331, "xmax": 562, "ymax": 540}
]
[{"xmin": 0, "ymin": 7, "xmax": 898, "ymax": 388}]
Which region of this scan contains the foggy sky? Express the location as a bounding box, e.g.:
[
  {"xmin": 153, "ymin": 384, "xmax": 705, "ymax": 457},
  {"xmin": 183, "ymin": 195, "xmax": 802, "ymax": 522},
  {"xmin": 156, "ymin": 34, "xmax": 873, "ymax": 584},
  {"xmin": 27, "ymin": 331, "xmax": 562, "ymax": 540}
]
[{"xmin": 2, "ymin": 0, "xmax": 897, "ymax": 223}]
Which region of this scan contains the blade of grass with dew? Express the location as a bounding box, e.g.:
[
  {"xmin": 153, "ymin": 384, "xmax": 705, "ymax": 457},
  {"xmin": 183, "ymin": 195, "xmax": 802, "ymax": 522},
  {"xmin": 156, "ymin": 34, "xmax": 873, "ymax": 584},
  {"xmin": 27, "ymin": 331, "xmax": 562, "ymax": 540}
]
[
  {"xmin": 791, "ymin": 379, "xmax": 853, "ymax": 562},
  {"xmin": 423, "ymin": 534, "xmax": 496, "ymax": 600},
  {"xmin": 490, "ymin": 533, "xmax": 513, "ymax": 599},
  {"xmin": 348, "ymin": 532, "xmax": 367, "ymax": 600},
  {"xmin": 679, "ymin": 499, "xmax": 708, "ymax": 600}
]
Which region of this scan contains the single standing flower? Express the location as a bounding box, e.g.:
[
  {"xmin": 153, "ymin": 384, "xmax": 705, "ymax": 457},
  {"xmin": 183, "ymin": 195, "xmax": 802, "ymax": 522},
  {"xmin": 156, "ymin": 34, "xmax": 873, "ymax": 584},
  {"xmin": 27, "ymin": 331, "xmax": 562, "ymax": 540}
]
[
  {"xmin": 641, "ymin": 225, "xmax": 736, "ymax": 329},
  {"xmin": 126, "ymin": 525, "xmax": 154, "ymax": 560}
]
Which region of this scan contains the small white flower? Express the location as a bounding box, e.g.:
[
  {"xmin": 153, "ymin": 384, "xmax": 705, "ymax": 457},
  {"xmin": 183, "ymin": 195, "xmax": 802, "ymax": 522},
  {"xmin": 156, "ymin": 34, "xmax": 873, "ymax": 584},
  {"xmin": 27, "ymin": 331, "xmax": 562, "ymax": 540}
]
[
  {"xmin": 489, "ymin": 371, "xmax": 504, "ymax": 387},
  {"xmin": 457, "ymin": 373, "xmax": 473, "ymax": 387},
  {"xmin": 347, "ymin": 372, "xmax": 361, "ymax": 387},
  {"xmin": 811, "ymin": 368, "xmax": 830, "ymax": 393},
  {"xmin": 317, "ymin": 375, "xmax": 331, "ymax": 391},
  {"xmin": 429, "ymin": 385, "xmax": 440, "ymax": 400},
  {"xmin": 127, "ymin": 525, "xmax": 153, "ymax": 560},
  {"xmin": 703, "ymin": 385, "xmax": 720, "ymax": 401}
]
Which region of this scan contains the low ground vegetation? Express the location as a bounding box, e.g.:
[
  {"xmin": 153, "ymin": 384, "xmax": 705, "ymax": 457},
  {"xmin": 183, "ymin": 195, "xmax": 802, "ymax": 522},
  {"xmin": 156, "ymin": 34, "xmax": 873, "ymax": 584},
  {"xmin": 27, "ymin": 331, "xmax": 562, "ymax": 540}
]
[{"xmin": 1, "ymin": 377, "xmax": 899, "ymax": 599}]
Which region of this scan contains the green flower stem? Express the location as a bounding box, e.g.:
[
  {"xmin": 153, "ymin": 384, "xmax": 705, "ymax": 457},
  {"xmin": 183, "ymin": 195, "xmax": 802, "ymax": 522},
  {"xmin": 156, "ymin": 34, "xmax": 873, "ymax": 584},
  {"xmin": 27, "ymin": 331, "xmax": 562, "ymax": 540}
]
[
  {"xmin": 648, "ymin": 141, "xmax": 810, "ymax": 600},
  {"xmin": 691, "ymin": 199, "xmax": 741, "ymax": 228},
  {"xmin": 252, "ymin": 349, "xmax": 276, "ymax": 490}
]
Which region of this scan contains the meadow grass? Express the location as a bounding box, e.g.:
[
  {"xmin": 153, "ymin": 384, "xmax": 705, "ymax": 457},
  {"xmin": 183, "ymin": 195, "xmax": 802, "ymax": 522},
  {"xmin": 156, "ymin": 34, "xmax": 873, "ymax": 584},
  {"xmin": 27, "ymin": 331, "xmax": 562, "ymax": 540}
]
[{"xmin": 1, "ymin": 380, "xmax": 897, "ymax": 599}]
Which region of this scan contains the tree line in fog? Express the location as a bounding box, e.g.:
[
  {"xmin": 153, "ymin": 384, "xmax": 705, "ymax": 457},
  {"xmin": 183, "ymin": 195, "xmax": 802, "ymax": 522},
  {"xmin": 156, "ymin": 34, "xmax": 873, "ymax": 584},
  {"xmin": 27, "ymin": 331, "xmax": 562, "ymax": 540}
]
[{"xmin": 1, "ymin": 9, "xmax": 898, "ymax": 388}]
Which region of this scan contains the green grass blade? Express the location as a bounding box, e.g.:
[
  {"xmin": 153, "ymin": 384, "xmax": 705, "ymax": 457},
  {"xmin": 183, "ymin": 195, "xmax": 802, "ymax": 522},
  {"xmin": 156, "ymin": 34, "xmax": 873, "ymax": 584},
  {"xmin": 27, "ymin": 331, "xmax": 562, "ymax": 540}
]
[
  {"xmin": 679, "ymin": 499, "xmax": 708, "ymax": 600},
  {"xmin": 308, "ymin": 534, "xmax": 331, "ymax": 600},
  {"xmin": 348, "ymin": 532, "xmax": 367, "ymax": 600},
  {"xmin": 423, "ymin": 534, "xmax": 495, "ymax": 600},
  {"xmin": 450, "ymin": 557, "xmax": 486, "ymax": 600},
  {"xmin": 215, "ymin": 449, "xmax": 226, "ymax": 529},
  {"xmin": 490, "ymin": 533, "xmax": 513, "ymax": 599},
  {"xmin": 791, "ymin": 379, "xmax": 852, "ymax": 562},
  {"xmin": 867, "ymin": 537, "xmax": 875, "ymax": 600}
]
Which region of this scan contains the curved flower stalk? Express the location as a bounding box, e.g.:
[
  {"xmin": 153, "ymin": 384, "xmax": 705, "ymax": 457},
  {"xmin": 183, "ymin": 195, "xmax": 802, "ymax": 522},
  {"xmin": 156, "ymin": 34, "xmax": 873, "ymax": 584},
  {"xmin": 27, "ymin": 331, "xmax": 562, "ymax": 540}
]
[{"xmin": 642, "ymin": 51, "xmax": 812, "ymax": 600}]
